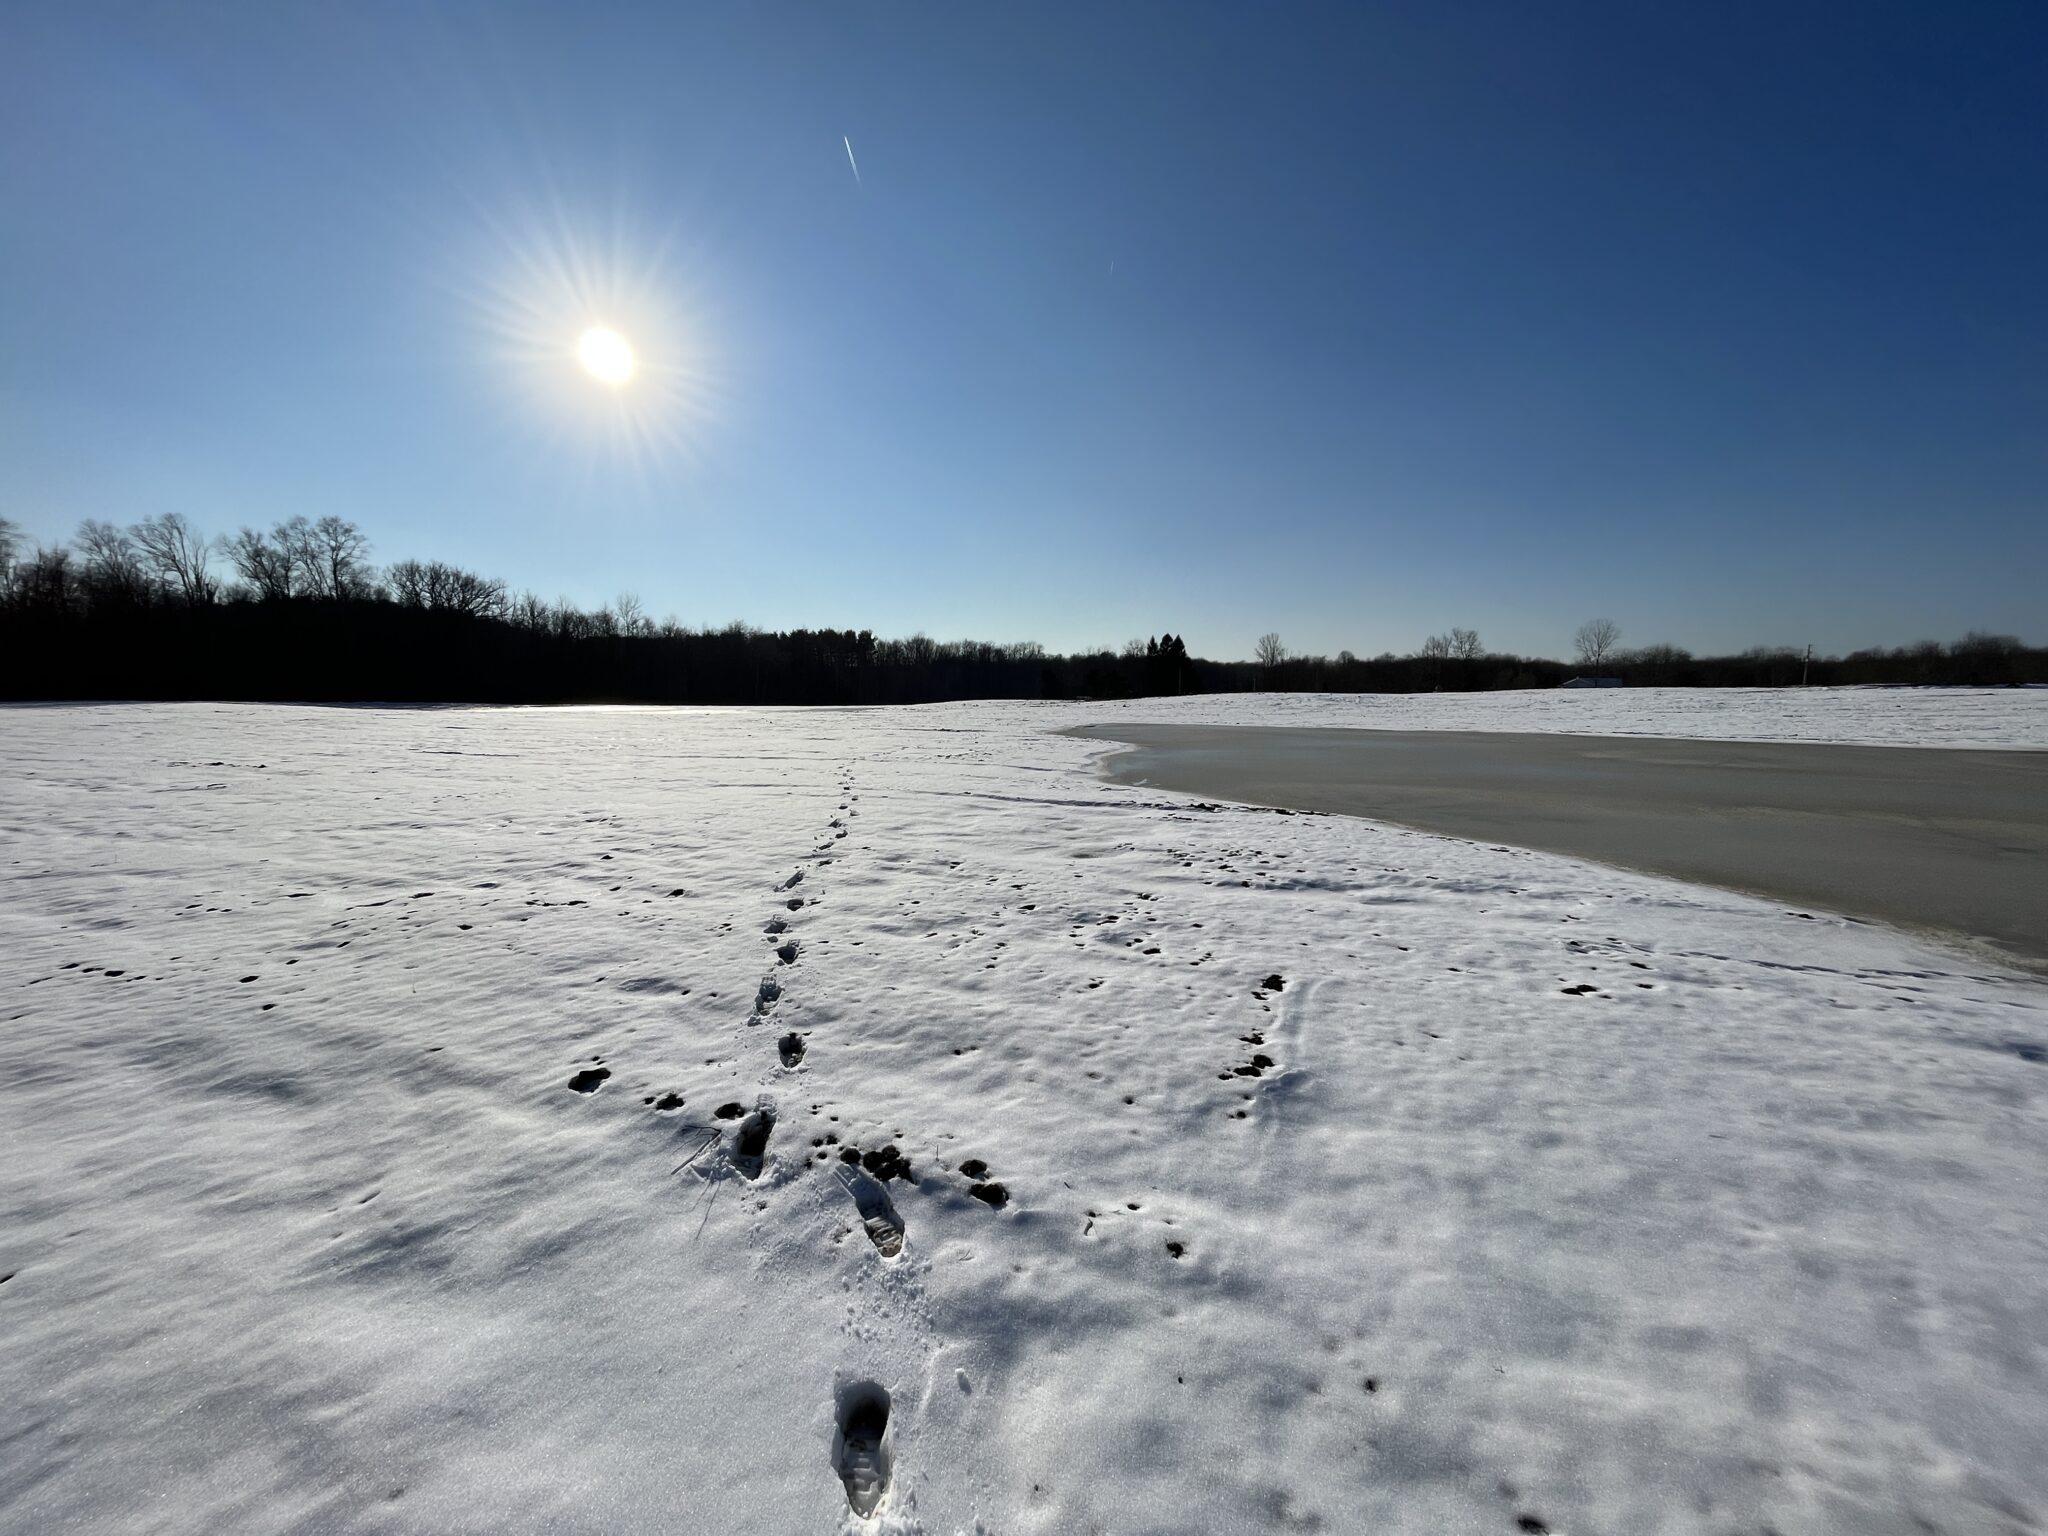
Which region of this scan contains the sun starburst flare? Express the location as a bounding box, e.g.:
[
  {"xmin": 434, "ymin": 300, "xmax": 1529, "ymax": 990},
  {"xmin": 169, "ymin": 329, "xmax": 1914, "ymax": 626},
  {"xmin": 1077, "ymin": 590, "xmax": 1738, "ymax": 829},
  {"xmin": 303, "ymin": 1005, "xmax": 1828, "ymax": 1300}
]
[{"xmin": 451, "ymin": 194, "xmax": 722, "ymax": 480}]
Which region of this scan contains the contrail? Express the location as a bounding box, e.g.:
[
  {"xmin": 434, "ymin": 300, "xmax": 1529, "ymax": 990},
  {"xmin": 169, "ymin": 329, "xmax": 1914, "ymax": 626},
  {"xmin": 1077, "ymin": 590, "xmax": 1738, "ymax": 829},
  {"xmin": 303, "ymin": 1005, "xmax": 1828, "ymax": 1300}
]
[{"xmin": 844, "ymin": 136, "xmax": 862, "ymax": 185}]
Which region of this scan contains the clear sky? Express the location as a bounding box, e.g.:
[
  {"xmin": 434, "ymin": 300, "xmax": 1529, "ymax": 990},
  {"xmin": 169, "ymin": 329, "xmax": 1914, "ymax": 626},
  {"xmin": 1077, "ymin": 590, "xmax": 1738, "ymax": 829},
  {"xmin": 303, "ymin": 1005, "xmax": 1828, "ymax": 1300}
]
[{"xmin": 4, "ymin": 2, "xmax": 2043, "ymax": 661}]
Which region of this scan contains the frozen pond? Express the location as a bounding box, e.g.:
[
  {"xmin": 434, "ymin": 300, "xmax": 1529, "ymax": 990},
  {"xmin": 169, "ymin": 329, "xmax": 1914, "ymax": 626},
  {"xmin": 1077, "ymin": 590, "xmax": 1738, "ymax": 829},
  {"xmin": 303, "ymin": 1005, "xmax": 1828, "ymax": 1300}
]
[{"xmin": 1077, "ymin": 724, "xmax": 2048, "ymax": 972}]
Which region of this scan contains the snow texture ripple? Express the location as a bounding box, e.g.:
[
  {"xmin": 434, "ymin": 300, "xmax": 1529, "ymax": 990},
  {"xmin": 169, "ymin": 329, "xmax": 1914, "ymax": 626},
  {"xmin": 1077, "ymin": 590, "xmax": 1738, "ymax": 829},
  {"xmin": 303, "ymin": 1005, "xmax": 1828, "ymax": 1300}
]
[{"xmin": 1, "ymin": 699, "xmax": 2044, "ymax": 1534}]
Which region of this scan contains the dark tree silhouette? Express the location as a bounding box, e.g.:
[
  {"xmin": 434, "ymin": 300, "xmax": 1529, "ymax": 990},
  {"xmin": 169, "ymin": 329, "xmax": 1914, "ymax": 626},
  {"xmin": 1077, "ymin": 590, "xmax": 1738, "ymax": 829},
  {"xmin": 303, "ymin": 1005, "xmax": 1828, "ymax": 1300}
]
[
  {"xmin": 1574, "ymin": 618, "xmax": 1621, "ymax": 669},
  {"xmin": 1, "ymin": 516, "xmax": 2039, "ymax": 701},
  {"xmin": 132, "ymin": 514, "xmax": 219, "ymax": 604}
]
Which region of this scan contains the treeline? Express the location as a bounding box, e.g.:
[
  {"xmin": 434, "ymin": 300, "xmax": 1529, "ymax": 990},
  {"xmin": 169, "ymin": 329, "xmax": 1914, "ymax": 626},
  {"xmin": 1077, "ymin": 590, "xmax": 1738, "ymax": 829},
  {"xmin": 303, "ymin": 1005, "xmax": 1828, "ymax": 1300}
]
[
  {"xmin": 0, "ymin": 516, "xmax": 1201, "ymax": 703},
  {"xmin": 0, "ymin": 516, "xmax": 2039, "ymax": 702},
  {"xmin": 1241, "ymin": 622, "xmax": 2044, "ymax": 691},
  {"xmin": 1230, "ymin": 639, "xmax": 2044, "ymax": 693}
]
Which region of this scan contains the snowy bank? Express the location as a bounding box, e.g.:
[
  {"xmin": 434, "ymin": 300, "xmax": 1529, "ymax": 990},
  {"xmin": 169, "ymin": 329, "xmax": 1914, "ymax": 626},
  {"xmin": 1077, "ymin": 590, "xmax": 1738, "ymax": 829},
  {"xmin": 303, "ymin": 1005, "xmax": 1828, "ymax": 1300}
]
[{"xmin": 1046, "ymin": 684, "xmax": 2048, "ymax": 750}]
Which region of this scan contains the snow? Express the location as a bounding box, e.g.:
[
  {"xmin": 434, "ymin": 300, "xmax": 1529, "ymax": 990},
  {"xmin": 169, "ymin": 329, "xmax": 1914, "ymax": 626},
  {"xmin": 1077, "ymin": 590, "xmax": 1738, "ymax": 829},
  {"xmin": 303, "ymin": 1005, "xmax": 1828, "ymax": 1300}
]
[
  {"xmin": 1063, "ymin": 684, "xmax": 2048, "ymax": 750},
  {"xmin": 3, "ymin": 701, "xmax": 2045, "ymax": 1535}
]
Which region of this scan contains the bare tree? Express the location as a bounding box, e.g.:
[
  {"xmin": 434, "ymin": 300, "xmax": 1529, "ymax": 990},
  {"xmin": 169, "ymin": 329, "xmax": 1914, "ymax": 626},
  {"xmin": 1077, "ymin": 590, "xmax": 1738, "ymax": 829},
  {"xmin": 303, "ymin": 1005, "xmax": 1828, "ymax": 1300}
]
[
  {"xmin": 12, "ymin": 545, "xmax": 76, "ymax": 610},
  {"xmin": 615, "ymin": 592, "xmax": 654, "ymax": 637},
  {"xmin": 551, "ymin": 597, "xmax": 590, "ymax": 640},
  {"xmin": 1418, "ymin": 633, "xmax": 1451, "ymax": 661},
  {"xmin": 229, "ymin": 527, "xmax": 296, "ymax": 600},
  {"xmin": 511, "ymin": 590, "xmax": 550, "ymax": 631},
  {"xmin": 434, "ymin": 563, "xmax": 506, "ymax": 618},
  {"xmin": 75, "ymin": 519, "xmax": 150, "ymax": 603},
  {"xmin": 0, "ymin": 516, "xmax": 20, "ymax": 576},
  {"xmin": 305, "ymin": 516, "xmax": 373, "ymax": 599},
  {"xmin": 132, "ymin": 514, "xmax": 219, "ymax": 604},
  {"xmin": 1450, "ymin": 627, "xmax": 1483, "ymax": 660},
  {"xmin": 1574, "ymin": 617, "xmax": 1622, "ymax": 669},
  {"xmin": 1632, "ymin": 642, "xmax": 1691, "ymax": 666},
  {"xmin": 1254, "ymin": 632, "xmax": 1287, "ymax": 668},
  {"xmin": 382, "ymin": 558, "xmax": 503, "ymax": 617},
  {"xmin": 386, "ymin": 558, "xmax": 430, "ymax": 607},
  {"xmin": 274, "ymin": 516, "xmax": 321, "ymax": 596},
  {"xmin": 1954, "ymin": 631, "xmax": 2022, "ymax": 658}
]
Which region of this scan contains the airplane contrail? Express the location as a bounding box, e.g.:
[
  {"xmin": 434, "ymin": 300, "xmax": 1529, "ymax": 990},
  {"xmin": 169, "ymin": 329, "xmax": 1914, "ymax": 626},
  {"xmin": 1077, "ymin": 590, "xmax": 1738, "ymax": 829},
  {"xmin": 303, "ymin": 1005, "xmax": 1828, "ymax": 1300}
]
[{"xmin": 844, "ymin": 136, "xmax": 862, "ymax": 185}]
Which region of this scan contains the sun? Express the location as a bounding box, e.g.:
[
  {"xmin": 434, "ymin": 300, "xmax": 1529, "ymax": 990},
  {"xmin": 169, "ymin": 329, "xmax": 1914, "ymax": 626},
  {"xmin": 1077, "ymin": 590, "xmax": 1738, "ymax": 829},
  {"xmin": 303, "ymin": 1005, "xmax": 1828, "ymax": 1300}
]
[{"xmin": 576, "ymin": 326, "xmax": 636, "ymax": 387}]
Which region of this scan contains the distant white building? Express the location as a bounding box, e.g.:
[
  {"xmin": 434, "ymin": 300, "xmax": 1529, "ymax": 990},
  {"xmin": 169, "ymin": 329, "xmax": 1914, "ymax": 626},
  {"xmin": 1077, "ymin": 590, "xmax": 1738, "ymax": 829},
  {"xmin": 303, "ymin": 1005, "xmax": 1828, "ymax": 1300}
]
[{"xmin": 1562, "ymin": 676, "xmax": 1624, "ymax": 688}]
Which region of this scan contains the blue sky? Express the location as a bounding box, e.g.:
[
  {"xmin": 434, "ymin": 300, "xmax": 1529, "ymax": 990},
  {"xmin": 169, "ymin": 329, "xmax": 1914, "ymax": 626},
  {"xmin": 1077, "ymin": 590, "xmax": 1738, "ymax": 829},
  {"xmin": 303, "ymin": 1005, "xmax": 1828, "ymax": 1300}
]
[{"xmin": 3, "ymin": 2, "xmax": 2043, "ymax": 660}]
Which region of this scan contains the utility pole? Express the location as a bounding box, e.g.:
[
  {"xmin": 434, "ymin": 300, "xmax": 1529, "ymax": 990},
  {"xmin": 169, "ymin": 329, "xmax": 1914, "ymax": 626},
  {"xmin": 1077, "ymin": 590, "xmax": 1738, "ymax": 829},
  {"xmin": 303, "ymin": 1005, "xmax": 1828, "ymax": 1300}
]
[{"xmin": 1802, "ymin": 644, "xmax": 1811, "ymax": 687}]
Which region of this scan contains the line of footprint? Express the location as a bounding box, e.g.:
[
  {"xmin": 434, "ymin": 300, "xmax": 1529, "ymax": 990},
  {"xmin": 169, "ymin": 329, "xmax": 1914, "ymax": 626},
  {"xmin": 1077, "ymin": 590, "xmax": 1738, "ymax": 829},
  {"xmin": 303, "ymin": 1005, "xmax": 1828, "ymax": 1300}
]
[{"xmin": 723, "ymin": 766, "xmax": 915, "ymax": 1520}]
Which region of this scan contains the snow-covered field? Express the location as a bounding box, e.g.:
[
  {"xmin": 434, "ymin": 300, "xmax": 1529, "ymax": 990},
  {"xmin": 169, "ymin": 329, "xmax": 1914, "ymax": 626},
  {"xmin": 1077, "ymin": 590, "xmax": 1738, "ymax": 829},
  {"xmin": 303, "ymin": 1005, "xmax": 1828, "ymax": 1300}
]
[
  {"xmin": 1069, "ymin": 684, "xmax": 2048, "ymax": 749},
  {"xmin": 3, "ymin": 701, "xmax": 2045, "ymax": 1536}
]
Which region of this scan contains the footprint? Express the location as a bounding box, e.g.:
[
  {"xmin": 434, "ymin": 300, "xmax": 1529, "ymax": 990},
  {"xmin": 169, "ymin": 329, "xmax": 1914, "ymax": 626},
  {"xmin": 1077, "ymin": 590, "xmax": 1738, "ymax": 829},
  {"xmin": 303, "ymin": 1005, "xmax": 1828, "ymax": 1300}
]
[
  {"xmin": 755, "ymin": 975, "xmax": 783, "ymax": 1011},
  {"xmin": 765, "ymin": 917, "xmax": 789, "ymax": 935},
  {"xmin": 566, "ymin": 1067, "xmax": 610, "ymax": 1093},
  {"xmin": 832, "ymin": 1382, "xmax": 893, "ymax": 1517},
  {"xmin": 776, "ymin": 941, "xmax": 800, "ymax": 965},
  {"xmin": 838, "ymin": 1166, "xmax": 905, "ymax": 1257},
  {"xmin": 779, "ymin": 1032, "xmax": 807, "ymax": 1067},
  {"xmin": 969, "ymin": 1181, "xmax": 1009, "ymax": 1209},
  {"xmin": 779, "ymin": 870, "xmax": 805, "ymax": 891},
  {"xmin": 732, "ymin": 1106, "xmax": 776, "ymax": 1179},
  {"xmin": 1259, "ymin": 974, "xmax": 1285, "ymax": 992}
]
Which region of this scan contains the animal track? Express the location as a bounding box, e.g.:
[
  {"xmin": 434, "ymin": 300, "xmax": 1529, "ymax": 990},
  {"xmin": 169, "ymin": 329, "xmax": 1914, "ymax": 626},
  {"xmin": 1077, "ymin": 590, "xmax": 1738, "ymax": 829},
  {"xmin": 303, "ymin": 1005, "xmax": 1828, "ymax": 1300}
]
[
  {"xmin": 833, "ymin": 1382, "xmax": 893, "ymax": 1516},
  {"xmin": 838, "ymin": 1167, "xmax": 905, "ymax": 1258},
  {"xmin": 775, "ymin": 941, "xmax": 800, "ymax": 965},
  {"xmin": 839, "ymin": 1143, "xmax": 913, "ymax": 1181},
  {"xmin": 969, "ymin": 1181, "xmax": 1009, "ymax": 1209},
  {"xmin": 566, "ymin": 1066, "xmax": 610, "ymax": 1093},
  {"xmin": 778, "ymin": 1032, "xmax": 807, "ymax": 1067}
]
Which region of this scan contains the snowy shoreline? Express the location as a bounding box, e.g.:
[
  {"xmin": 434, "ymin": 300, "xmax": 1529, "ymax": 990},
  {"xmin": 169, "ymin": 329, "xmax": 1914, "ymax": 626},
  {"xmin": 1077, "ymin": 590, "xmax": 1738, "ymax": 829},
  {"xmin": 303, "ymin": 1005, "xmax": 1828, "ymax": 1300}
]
[
  {"xmin": 3, "ymin": 701, "xmax": 2045, "ymax": 1534},
  {"xmin": 1041, "ymin": 683, "xmax": 2048, "ymax": 751}
]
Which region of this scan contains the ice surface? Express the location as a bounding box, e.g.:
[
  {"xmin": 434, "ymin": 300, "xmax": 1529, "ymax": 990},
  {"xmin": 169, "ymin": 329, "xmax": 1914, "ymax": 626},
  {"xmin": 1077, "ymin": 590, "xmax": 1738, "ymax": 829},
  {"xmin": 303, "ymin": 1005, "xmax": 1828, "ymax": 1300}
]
[{"xmin": 2, "ymin": 701, "xmax": 2044, "ymax": 1534}]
